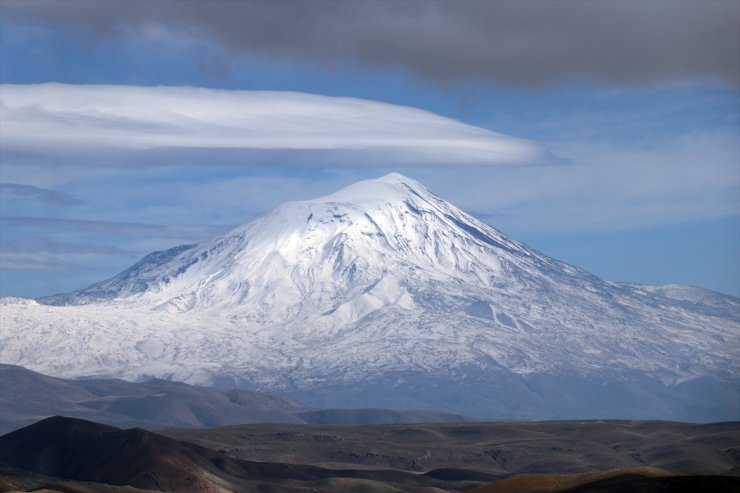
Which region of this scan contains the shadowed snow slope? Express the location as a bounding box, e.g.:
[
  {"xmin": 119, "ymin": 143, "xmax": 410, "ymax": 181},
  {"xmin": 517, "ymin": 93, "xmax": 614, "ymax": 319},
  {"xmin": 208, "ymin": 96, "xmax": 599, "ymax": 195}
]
[{"xmin": 2, "ymin": 173, "xmax": 738, "ymax": 420}]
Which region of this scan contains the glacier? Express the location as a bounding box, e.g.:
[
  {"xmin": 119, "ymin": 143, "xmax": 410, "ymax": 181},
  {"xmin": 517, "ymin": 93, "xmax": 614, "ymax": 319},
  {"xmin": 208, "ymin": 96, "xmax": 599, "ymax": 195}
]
[{"xmin": 1, "ymin": 173, "xmax": 738, "ymax": 421}]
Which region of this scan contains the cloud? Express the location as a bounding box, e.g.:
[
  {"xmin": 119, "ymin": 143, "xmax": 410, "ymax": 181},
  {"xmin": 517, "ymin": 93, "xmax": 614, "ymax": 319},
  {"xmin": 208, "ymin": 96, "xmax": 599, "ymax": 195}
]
[
  {"xmin": 0, "ymin": 216, "xmax": 233, "ymax": 240},
  {"xmin": 409, "ymin": 126, "xmax": 740, "ymax": 235},
  {"xmin": 0, "ymin": 237, "xmax": 134, "ymax": 256},
  {"xmin": 2, "ymin": 1, "xmax": 737, "ymax": 87},
  {"xmin": 0, "ymin": 183, "xmax": 84, "ymax": 205},
  {"xmin": 0, "ymin": 83, "xmax": 547, "ymax": 167},
  {"xmin": 0, "ymin": 252, "xmax": 79, "ymax": 270}
]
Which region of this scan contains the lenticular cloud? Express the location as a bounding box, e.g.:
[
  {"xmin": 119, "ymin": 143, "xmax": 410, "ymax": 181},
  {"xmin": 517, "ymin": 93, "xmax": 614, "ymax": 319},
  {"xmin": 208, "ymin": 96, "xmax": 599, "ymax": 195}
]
[{"xmin": 0, "ymin": 83, "xmax": 544, "ymax": 166}]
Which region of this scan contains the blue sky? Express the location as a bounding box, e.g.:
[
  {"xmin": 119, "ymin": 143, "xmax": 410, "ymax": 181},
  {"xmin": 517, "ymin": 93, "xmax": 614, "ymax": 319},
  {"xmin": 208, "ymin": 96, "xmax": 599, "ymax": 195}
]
[{"xmin": 0, "ymin": 1, "xmax": 738, "ymax": 297}]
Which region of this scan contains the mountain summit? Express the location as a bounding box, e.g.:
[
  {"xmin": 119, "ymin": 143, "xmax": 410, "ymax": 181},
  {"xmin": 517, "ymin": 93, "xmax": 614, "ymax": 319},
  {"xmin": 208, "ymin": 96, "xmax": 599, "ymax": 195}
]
[
  {"xmin": 2, "ymin": 173, "xmax": 738, "ymax": 420},
  {"xmin": 44, "ymin": 172, "xmax": 554, "ymax": 321}
]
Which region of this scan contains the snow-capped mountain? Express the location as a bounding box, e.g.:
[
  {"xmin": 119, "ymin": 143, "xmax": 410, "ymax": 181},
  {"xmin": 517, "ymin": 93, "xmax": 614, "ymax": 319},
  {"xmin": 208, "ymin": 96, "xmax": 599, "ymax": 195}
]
[{"xmin": 2, "ymin": 173, "xmax": 738, "ymax": 420}]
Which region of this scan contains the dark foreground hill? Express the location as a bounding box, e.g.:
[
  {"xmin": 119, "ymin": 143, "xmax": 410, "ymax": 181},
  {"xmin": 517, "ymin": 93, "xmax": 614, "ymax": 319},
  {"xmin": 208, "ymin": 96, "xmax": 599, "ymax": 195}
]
[
  {"xmin": 3, "ymin": 416, "xmax": 738, "ymax": 492},
  {"xmin": 0, "ymin": 416, "xmax": 484, "ymax": 492},
  {"xmin": 0, "ymin": 417, "xmax": 220, "ymax": 492},
  {"xmin": 468, "ymin": 467, "xmax": 740, "ymax": 493},
  {"xmin": 0, "ymin": 364, "xmax": 464, "ymax": 434}
]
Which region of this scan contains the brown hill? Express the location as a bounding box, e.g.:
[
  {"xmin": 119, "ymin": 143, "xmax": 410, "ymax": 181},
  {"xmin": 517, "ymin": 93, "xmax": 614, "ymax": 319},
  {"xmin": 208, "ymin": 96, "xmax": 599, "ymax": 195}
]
[
  {"xmin": 165, "ymin": 419, "xmax": 740, "ymax": 475},
  {"xmin": 0, "ymin": 416, "xmax": 231, "ymax": 492},
  {"xmin": 469, "ymin": 466, "xmax": 740, "ymax": 493},
  {"xmin": 0, "ymin": 416, "xmax": 461, "ymax": 492},
  {"xmin": 2, "ymin": 416, "xmax": 739, "ymax": 492}
]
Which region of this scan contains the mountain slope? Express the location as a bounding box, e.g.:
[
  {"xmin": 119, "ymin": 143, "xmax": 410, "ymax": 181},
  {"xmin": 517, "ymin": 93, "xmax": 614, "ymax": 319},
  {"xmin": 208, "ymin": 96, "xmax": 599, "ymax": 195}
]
[
  {"xmin": 0, "ymin": 364, "xmax": 304, "ymax": 434},
  {"xmin": 1, "ymin": 173, "xmax": 738, "ymax": 420}
]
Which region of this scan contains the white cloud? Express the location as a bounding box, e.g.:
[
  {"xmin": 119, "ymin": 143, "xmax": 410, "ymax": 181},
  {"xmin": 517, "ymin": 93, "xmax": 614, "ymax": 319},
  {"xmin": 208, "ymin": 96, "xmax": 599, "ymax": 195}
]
[
  {"xmin": 0, "ymin": 83, "xmax": 547, "ymax": 166},
  {"xmin": 407, "ymin": 126, "xmax": 740, "ymax": 234}
]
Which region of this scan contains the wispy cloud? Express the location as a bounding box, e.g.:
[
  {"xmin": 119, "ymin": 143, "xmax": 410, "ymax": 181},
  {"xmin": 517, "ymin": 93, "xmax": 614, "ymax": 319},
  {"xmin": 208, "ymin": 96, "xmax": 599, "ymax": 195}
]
[
  {"xmin": 0, "ymin": 252, "xmax": 79, "ymax": 270},
  {"xmin": 0, "ymin": 183, "xmax": 84, "ymax": 206},
  {"xmin": 0, "ymin": 83, "xmax": 548, "ymax": 167},
  {"xmin": 2, "ymin": 1, "xmax": 737, "ymax": 87},
  {"xmin": 0, "ymin": 237, "xmax": 134, "ymax": 256},
  {"xmin": 0, "ymin": 216, "xmax": 233, "ymax": 240}
]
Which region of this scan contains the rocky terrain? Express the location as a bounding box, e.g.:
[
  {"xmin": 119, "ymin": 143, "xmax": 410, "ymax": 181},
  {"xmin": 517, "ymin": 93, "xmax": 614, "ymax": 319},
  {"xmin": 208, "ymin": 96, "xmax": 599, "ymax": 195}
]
[{"xmin": 1, "ymin": 417, "xmax": 738, "ymax": 492}]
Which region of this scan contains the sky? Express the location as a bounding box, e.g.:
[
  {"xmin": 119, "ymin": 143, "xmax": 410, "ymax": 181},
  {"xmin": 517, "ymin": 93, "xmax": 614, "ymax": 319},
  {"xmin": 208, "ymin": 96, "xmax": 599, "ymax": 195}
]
[{"xmin": 0, "ymin": 0, "xmax": 738, "ymax": 298}]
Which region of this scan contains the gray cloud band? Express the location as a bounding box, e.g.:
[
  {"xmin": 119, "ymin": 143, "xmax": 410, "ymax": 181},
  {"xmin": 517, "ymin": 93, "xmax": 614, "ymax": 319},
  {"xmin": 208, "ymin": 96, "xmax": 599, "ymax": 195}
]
[
  {"xmin": 0, "ymin": 184, "xmax": 85, "ymax": 206},
  {"xmin": 0, "ymin": 216, "xmax": 233, "ymax": 240},
  {"xmin": 0, "ymin": 253, "xmax": 79, "ymax": 270},
  {"xmin": 0, "ymin": 237, "xmax": 133, "ymax": 256},
  {"xmin": 2, "ymin": 0, "xmax": 738, "ymax": 86}
]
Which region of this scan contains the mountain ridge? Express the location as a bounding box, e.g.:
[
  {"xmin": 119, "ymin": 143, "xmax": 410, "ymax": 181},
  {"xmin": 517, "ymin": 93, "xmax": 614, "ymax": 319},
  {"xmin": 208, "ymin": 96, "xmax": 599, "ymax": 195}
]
[{"xmin": 0, "ymin": 364, "xmax": 465, "ymax": 434}]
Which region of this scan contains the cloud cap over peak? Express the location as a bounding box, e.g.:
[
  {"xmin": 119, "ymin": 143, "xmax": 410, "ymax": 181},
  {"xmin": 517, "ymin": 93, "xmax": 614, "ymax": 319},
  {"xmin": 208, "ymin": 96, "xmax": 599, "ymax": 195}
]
[
  {"xmin": 0, "ymin": 83, "xmax": 547, "ymax": 167},
  {"xmin": 2, "ymin": 0, "xmax": 738, "ymax": 87}
]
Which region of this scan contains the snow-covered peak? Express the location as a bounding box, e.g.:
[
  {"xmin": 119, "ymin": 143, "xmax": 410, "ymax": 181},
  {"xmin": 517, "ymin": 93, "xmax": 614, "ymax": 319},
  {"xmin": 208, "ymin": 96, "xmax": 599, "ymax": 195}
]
[
  {"xmin": 43, "ymin": 172, "xmax": 535, "ymax": 315},
  {"xmin": 314, "ymin": 172, "xmax": 430, "ymax": 203},
  {"xmin": 8, "ymin": 172, "xmax": 739, "ymax": 422},
  {"xmin": 281, "ymin": 173, "xmax": 436, "ymax": 213}
]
